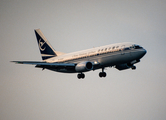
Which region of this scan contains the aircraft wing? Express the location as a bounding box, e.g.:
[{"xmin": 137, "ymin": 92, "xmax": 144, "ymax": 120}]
[
  {"xmin": 12, "ymin": 61, "xmax": 76, "ymax": 69},
  {"xmin": 12, "ymin": 61, "xmax": 100, "ymax": 72}
]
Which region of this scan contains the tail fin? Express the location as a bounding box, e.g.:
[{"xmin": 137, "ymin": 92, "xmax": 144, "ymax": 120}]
[{"xmin": 35, "ymin": 29, "xmax": 64, "ymax": 60}]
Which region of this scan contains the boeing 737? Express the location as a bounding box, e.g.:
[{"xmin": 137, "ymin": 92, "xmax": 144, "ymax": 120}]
[{"xmin": 12, "ymin": 29, "xmax": 147, "ymax": 79}]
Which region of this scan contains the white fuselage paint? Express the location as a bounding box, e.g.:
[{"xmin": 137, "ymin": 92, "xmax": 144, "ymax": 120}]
[{"xmin": 45, "ymin": 42, "xmax": 146, "ymax": 73}]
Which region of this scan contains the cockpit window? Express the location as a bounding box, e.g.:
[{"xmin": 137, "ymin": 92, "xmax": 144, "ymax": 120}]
[
  {"xmin": 134, "ymin": 45, "xmax": 143, "ymax": 49},
  {"xmin": 130, "ymin": 45, "xmax": 142, "ymax": 49}
]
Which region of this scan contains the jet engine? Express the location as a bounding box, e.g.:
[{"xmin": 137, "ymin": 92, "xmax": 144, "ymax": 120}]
[{"xmin": 75, "ymin": 61, "xmax": 93, "ymax": 72}]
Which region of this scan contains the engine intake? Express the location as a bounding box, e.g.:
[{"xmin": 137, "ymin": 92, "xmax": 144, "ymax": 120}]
[{"xmin": 75, "ymin": 61, "xmax": 93, "ymax": 72}]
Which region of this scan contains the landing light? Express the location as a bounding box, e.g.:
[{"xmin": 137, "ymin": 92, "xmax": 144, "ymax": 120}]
[{"xmin": 94, "ymin": 61, "xmax": 98, "ymax": 64}]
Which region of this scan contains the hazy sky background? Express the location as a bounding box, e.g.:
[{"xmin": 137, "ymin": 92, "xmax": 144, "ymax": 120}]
[{"xmin": 1, "ymin": 0, "xmax": 166, "ymax": 120}]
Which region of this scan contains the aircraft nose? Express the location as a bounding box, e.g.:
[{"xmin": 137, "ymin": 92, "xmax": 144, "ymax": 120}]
[
  {"xmin": 140, "ymin": 48, "xmax": 147, "ymax": 58},
  {"xmin": 143, "ymin": 49, "xmax": 147, "ymax": 56},
  {"xmin": 131, "ymin": 48, "xmax": 147, "ymax": 59}
]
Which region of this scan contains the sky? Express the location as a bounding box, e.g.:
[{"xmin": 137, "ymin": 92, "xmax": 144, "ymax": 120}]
[{"xmin": 0, "ymin": 0, "xmax": 166, "ymax": 120}]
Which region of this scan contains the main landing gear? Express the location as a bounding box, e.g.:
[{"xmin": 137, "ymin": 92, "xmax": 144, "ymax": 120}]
[
  {"xmin": 77, "ymin": 68, "xmax": 107, "ymax": 79},
  {"xmin": 99, "ymin": 68, "xmax": 107, "ymax": 78},
  {"xmin": 77, "ymin": 73, "xmax": 85, "ymax": 79}
]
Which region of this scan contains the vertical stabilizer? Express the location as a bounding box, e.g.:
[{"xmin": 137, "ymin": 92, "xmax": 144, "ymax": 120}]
[{"xmin": 35, "ymin": 29, "xmax": 64, "ymax": 60}]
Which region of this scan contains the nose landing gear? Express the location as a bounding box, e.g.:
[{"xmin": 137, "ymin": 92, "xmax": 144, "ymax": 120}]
[{"xmin": 131, "ymin": 65, "xmax": 136, "ymax": 70}]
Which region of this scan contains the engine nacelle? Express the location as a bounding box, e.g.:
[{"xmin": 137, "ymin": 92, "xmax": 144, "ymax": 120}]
[{"xmin": 75, "ymin": 61, "xmax": 93, "ymax": 72}]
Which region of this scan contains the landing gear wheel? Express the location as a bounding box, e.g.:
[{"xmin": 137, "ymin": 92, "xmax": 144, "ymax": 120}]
[
  {"xmin": 81, "ymin": 74, "xmax": 85, "ymax": 79},
  {"xmin": 99, "ymin": 67, "xmax": 107, "ymax": 78},
  {"xmin": 131, "ymin": 66, "xmax": 136, "ymax": 70},
  {"xmin": 77, "ymin": 74, "xmax": 81, "ymax": 79},
  {"xmin": 77, "ymin": 73, "xmax": 85, "ymax": 79},
  {"xmin": 99, "ymin": 72, "xmax": 103, "ymax": 77},
  {"xmin": 99, "ymin": 72, "xmax": 107, "ymax": 78},
  {"xmin": 103, "ymin": 72, "xmax": 106, "ymax": 77}
]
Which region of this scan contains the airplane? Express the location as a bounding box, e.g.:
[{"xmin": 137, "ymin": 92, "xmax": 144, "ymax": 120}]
[{"xmin": 12, "ymin": 29, "xmax": 147, "ymax": 79}]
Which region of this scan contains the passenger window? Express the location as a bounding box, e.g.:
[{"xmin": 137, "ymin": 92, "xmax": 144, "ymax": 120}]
[
  {"xmin": 109, "ymin": 47, "xmax": 111, "ymax": 50},
  {"xmin": 105, "ymin": 48, "xmax": 107, "ymax": 51},
  {"xmin": 116, "ymin": 46, "xmax": 119, "ymax": 48},
  {"xmin": 101, "ymin": 49, "xmax": 103, "ymax": 51},
  {"xmin": 112, "ymin": 46, "xmax": 115, "ymax": 49},
  {"xmin": 98, "ymin": 49, "xmax": 100, "ymax": 52}
]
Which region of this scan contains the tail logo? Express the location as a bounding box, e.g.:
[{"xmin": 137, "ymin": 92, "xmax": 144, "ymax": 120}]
[{"xmin": 39, "ymin": 39, "xmax": 46, "ymax": 51}]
